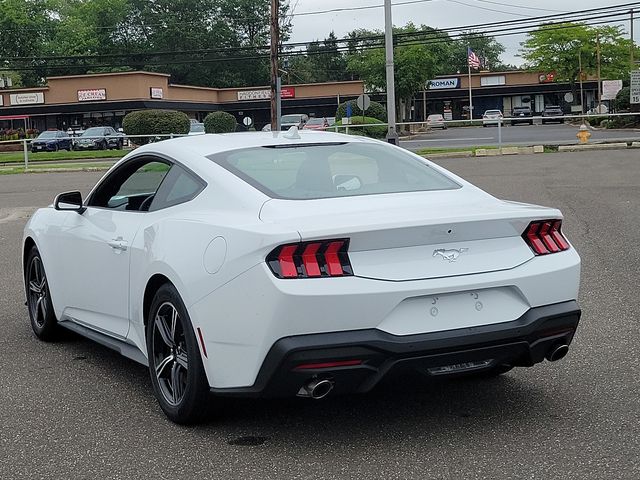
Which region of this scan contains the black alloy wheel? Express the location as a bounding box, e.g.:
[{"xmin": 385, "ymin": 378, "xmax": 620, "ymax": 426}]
[
  {"xmin": 146, "ymin": 284, "xmax": 209, "ymax": 424},
  {"xmin": 25, "ymin": 246, "xmax": 58, "ymax": 340}
]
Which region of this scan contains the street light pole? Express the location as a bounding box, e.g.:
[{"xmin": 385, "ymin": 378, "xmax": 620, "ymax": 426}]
[{"xmin": 384, "ymin": 0, "xmax": 398, "ymax": 144}]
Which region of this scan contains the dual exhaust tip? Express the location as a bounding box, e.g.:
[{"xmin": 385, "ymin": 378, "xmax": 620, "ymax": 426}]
[
  {"xmin": 546, "ymin": 343, "xmax": 570, "ymax": 362},
  {"xmin": 297, "ymin": 379, "xmax": 334, "ymax": 400}
]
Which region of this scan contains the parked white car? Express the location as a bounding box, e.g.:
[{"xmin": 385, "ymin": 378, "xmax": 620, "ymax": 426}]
[
  {"xmin": 482, "ymin": 109, "xmax": 504, "ymax": 127},
  {"xmin": 23, "ymin": 130, "xmax": 581, "ymax": 424},
  {"xmin": 426, "ymin": 114, "xmax": 447, "ymax": 130}
]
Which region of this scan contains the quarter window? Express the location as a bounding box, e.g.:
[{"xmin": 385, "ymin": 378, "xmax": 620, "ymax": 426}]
[{"xmin": 149, "ymin": 165, "xmax": 205, "ymax": 211}]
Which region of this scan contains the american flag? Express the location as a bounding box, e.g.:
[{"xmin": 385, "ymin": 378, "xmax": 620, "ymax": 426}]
[{"xmin": 468, "ymin": 47, "xmax": 481, "ymax": 69}]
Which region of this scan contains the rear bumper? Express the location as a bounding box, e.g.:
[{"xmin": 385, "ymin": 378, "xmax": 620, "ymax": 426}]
[{"xmin": 211, "ymin": 300, "xmax": 580, "ymax": 398}]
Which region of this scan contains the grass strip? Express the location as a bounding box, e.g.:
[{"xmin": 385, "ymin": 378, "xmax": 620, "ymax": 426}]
[
  {"xmin": 416, "ymin": 145, "xmax": 499, "ymax": 156},
  {"xmin": 0, "ymin": 149, "xmax": 128, "ymax": 163},
  {"xmin": 0, "ymin": 161, "xmax": 116, "ymax": 175}
]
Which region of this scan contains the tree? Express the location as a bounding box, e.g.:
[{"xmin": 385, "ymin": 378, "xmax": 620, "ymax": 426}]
[
  {"xmin": 346, "ymin": 25, "xmax": 439, "ymax": 122},
  {"xmin": 521, "ymin": 23, "xmax": 633, "ymax": 104},
  {"xmin": 450, "ymin": 32, "xmax": 508, "ymax": 72}
]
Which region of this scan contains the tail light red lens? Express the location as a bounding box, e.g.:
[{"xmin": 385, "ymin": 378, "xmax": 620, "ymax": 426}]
[
  {"xmin": 523, "ymin": 220, "xmax": 570, "ymax": 255},
  {"xmin": 267, "ymin": 239, "xmax": 353, "ymax": 279}
]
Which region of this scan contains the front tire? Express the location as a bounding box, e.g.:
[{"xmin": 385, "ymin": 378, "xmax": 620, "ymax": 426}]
[
  {"xmin": 25, "ymin": 246, "xmax": 58, "ymax": 341},
  {"xmin": 146, "ymin": 284, "xmax": 209, "ymax": 424}
]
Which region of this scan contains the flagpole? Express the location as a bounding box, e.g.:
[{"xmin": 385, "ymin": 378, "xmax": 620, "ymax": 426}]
[{"xmin": 468, "ymin": 57, "xmax": 473, "ymax": 122}]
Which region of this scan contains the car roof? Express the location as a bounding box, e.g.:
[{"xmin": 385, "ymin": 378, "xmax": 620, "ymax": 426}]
[{"xmin": 131, "ymin": 130, "xmax": 373, "ymax": 167}]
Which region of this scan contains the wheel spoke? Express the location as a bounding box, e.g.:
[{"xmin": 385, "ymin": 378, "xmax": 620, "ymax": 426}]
[
  {"xmin": 155, "ymin": 355, "xmax": 174, "ymax": 378},
  {"xmin": 154, "ymin": 313, "xmax": 174, "ymax": 348},
  {"xmin": 170, "ymin": 362, "xmax": 184, "ymax": 401},
  {"xmin": 170, "ymin": 307, "xmax": 178, "ymax": 342},
  {"xmin": 33, "ymin": 258, "xmax": 42, "ymax": 284},
  {"xmin": 175, "ymin": 351, "xmax": 188, "ymax": 370},
  {"xmin": 35, "ymin": 296, "xmax": 44, "ymax": 323},
  {"xmin": 40, "ymin": 294, "xmax": 47, "ymax": 319},
  {"xmin": 29, "ymin": 280, "xmax": 41, "ymax": 294}
]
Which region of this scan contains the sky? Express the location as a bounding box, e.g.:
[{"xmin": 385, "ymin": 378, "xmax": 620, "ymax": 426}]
[{"xmin": 287, "ymin": 0, "xmax": 636, "ymax": 66}]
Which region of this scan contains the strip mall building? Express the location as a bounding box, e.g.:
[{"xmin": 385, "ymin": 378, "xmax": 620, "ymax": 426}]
[
  {"xmin": 0, "ymin": 71, "xmax": 364, "ymax": 132},
  {"xmin": 0, "ymin": 69, "xmax": 599, "ymax": 131}
]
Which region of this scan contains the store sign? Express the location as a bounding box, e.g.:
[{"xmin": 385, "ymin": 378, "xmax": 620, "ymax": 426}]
[
  {"xmin": 602, "ymin": 80, "xmax": 623, "ymax": 100},
  {"xmin": 150, "ymin": 87, "xmax": 163, "ymax": 99},
  {"xmin": 281, "ymin": 87, "xmax": 295, "ymax": 98},
  {"xmin": 10, "ymin": 92, "xmax": 44, "ymax": 105},
  {"xmin": 237, "ymin": 89, "xmax": 271, "ymax": 101},
  {"xmin": 539, "ymin": 72, "xmax": 556, "ymax": 83},
  {"xmin": 428, "ymin": 78, "xmax": 460, "ymax": 90},
  {"xmin": 78, "ymin": 89, "xmax": 107, "ymax": 102},
  {"xmin": 631, "ymin": 71, "xmax": 640, "ymax": 104}
]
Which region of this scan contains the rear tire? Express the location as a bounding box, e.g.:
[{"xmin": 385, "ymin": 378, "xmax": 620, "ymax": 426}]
[
  {"xmin": 146, "ymin": 283, "xmax": 210, "ymax": 424},
  {"xmin": 25, "ymin": 246, "xmax": 58, "ymax": 341}
]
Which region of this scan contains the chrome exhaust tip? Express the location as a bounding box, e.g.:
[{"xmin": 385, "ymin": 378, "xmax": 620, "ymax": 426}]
[
  {"xmin": 546, "ymin": 344, "xmax": 569, "ymax": 362},
  {"xmin": 297, "ymin": 379, "xmax": 334, "ymax": 399}
]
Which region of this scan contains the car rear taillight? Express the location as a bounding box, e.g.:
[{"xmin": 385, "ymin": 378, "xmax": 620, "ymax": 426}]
[
  {"xmin": 267, "ymin": 239, "xmax": 353, "ymax": 278},
  {"xmin": 523, "ymin": 220, "xmax": 570, "ymax": 255}
]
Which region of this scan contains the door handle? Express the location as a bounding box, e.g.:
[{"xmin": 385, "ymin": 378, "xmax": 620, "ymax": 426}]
[{"xmin": 108, "ymin": 237, "xmax": 128, "ymax": 252}]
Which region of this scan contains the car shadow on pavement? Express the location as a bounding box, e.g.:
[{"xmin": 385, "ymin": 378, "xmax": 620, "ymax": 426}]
[{"xmin": 51, "ymin": 329, "xmax": 555, "ymax": 446}]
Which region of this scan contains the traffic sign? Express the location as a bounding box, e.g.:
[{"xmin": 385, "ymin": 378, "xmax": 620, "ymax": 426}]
[
  {"xmin": 356, "ymin": 94, "xmax": 371, "ymax": 112},
  {"xmin": 243, "ymin": 117, "xmax": 252, "ymax": 127},
  {"xmin": 631, "ymin": 71, "xmax": 640, "ymax": 104}
]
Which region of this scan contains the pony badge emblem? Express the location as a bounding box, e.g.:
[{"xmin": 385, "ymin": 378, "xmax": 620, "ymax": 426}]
[{"xmin": 433, "ymin": 248, "xmax": 469, "ymax": 262}]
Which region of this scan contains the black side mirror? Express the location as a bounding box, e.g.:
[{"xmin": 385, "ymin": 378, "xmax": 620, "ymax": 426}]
[{"xmin": 54, "ymin": 191, "xmax": 86, "ymax": 213}]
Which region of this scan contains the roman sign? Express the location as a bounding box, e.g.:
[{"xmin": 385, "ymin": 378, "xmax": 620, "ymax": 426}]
[
  {"xmin": 428, "ymin": 78, "xmax": 460, "ymax": 90},
  {"xmin": 77, "ymin": 89, "xmax": 107, "ymax": 102},
  {"xmin": 10, "ymin": 92, "xmax": 45, "ymax": 105}
]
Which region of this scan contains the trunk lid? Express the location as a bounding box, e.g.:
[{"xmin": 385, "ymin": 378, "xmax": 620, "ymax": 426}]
[{"xmin": 259, "ymin": 190, "xmax": 560, "ymax": 281}]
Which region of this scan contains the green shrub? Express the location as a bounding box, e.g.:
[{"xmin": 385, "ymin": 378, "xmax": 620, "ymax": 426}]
[
  {"xmin": 336, "ymin": 99, "xmax": 387, "ymax": 122},
  {"xmin": 334, "ymin": 116, "xmax": 387, "ymax": 139},
  {"xmin": 122, "ymin": 109, "xmax": 190, "ymax": 144},
  {"xmin": 204, "ymin": 111, "xmax": 237, "ymax": 133},
  {"xmin": 614, "ymin": 86, "xmax": 630, "ymax": 111}
]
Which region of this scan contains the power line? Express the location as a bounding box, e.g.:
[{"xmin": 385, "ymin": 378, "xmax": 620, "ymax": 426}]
[
  {"xmin": 2, "ymin": 4, "xmax": 635, "ymax": 63},
  {"xmin": 446, "ymin": 0, "xmax": 536, "ymax": 18},
  {"xmin": 469, "ymin": 0, "xmax": 566, "ymax": 14},
  {"xmin": 2, "ymin": 15, "xmax": 630, "ymax": 71}
]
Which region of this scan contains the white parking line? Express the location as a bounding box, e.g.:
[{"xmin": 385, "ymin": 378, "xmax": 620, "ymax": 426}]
[{"xmin": 402, "ymin": 137, "xmax": 494, "ymax": 143}]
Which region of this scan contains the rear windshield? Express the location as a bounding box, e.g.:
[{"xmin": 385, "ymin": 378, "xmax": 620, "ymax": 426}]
[{"xmin": 208, "ymin": 143, "xmax": 460, "ymax": 200}]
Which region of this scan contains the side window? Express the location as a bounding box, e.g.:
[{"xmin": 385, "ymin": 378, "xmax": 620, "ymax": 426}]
[
  {"xmin": 149, "ymin": 164, "xmax": 205, "ymax": 211},
  {"xmin": 88, "ymin": 158, "xmax": 171, "ymax": 211}
]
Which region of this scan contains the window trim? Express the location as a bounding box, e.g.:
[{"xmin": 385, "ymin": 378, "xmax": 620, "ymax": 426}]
[{"xmin": 84, "ymin": 153, "xmax": 206, "ymax": 213}]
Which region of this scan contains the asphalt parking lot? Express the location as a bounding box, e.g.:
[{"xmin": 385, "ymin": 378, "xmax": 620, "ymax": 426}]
[{"xmin": 1, "ymin": 150, "xmax": 639, "ymax": 479}]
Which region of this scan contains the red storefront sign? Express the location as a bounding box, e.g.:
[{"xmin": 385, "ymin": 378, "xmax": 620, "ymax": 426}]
[{"xmin": 281, "ymin": 87, "xmax": 296, "ymax": 99}]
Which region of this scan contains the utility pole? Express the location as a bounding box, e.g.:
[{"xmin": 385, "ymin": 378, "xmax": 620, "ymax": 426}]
[
  {"xmin": 270, "ymin": 0, "xmax": 279, "ymax": 131},
  {"xmin": 596, "ymin": 31, "xmax": 602, "ymax": 112},
  {"xmin": 631, "ymin": 9, "xmax": 635, "ymax": 69},
  {"xmin": 579, "ymin": 49, "xmax": 585, "ymax": 115},
  {"xmin": 384, "ymin": 0, "xmax": 398, "ymax": 144}
]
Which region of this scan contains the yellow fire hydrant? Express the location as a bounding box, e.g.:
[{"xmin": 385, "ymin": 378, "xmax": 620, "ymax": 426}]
[{"xmin": 577, "ymin": 124, "xmax": 591, "ymax": 144}]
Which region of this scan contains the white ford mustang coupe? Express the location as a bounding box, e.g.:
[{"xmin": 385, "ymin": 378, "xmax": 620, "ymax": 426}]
[{"xmin": 23, "ymin": 130, "xmax": 581, "ymax": 424}]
